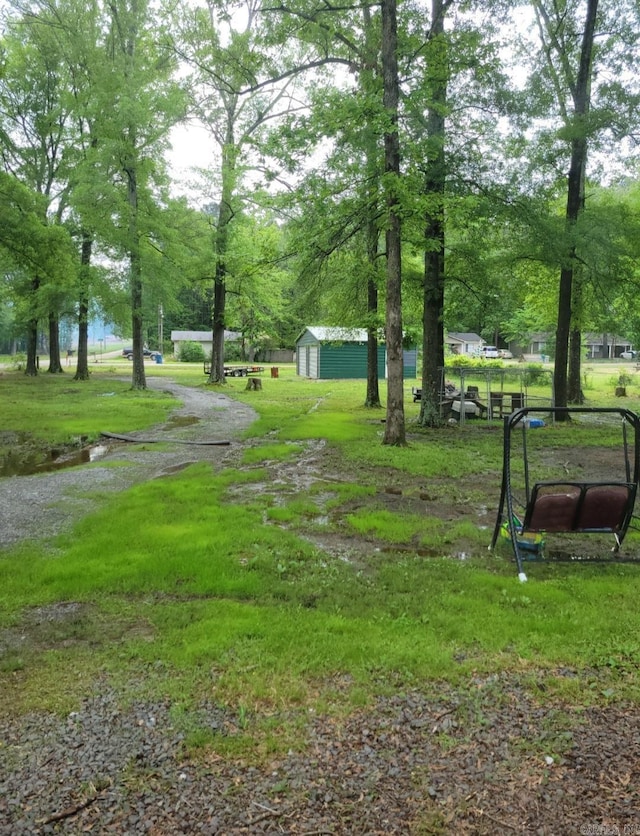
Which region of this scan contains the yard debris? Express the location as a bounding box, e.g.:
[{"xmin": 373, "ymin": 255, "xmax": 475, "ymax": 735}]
[{"xmin": 101, "ymin": 431, "xmax": 230, "ymax": 446}]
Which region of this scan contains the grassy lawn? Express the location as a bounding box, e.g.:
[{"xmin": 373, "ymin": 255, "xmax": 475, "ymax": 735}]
[
  {"xmin": 2, "ymin": 359, "xmax": 640, "ymax": 756},
  {"xmin": 0, "ymin": 368, "xmax": 177, "ymax": 441}
]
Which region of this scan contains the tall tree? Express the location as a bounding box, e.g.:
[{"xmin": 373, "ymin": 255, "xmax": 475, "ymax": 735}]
[
  {"xmin": 105, "ymin": 0, "xmax": 146, "ymax": 389},
  {"xmin": 43, "ymin": 0, "xmax": 104, "ymax": 381},
  {"xmin": 519, "ymin": 0, "xmax": 640, "ymax": 411},
  {"xmin": 176, "ymin": 0, "xmax": 307, "ymax": 384},
  {"xmin": 0, "ymin": 173, "xmax": 75, "ymax": 349},
  {"xmin": 361, "ymin": 0, "xmax": 384, "ymax": 409},
  {"xmin": 4, "ymin": 0, "xmax": 101, "ymax": 380},
  {"xmin": 260, "ymin": 0, "xmax": 393, "ymax": 408},
  {"xmin": 381, "ymin": 0, "xmax": 405, "ymax": 445},
  {"xmin": 417, "ymin": 0, "xmax": 449, "ymax": 427},
  {"xmin": 402, "ymin": 0, "xmax": 507, "ymax": 426},
  {"xmin": 99, "ymin": 0, "xmax": 185, "ymax": 389},
  {"xmin": 532, "ymin": 0, "xmax": 599, "ymax": 412},
  {"xmin": 0, "ymin": 9, "xmax": 77, "ymax": 375}
]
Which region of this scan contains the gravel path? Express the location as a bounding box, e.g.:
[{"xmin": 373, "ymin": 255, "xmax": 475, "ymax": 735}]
[{"xmin": 0, "ymin": 378, "xmax": 257, "ymax": 549}]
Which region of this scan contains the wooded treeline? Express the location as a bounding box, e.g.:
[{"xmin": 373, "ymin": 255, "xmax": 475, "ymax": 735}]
[{"xmin": 1, "ymin": 0, "xmax": 640, "ymax": 439}]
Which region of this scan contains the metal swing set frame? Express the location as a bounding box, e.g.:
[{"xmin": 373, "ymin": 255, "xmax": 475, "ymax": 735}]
[{"xmin": 490, "ymin": 407, "xmax": 640, "ymax": 582}]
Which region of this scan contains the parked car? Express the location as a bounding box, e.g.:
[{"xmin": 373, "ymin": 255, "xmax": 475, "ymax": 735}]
[
  {"xmin": 122, "ymin": 347, "xmax": 160, "ymax": 360},
  {"xmin": 480, "ymin": 345, "xmax": 500, "ymax": 359},
  {"xmin": 620, "ymin": 350, "xmax": 637, "ymax": 360},
  {"xmin": 498, "ymin": 349, "xmax": 513, "ymax": 359}
]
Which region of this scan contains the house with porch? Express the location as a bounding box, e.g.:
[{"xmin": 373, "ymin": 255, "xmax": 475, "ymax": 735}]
[
  {"xmin": 511, "ymin": 332, "xmax": 634, "ymax": 360},
  {"xmin": 446, "ymin": 332, "xmax": 484, "ymax": 356},
  {"xmin": 170, "ymin": 330, "xmax": 241, "ymax": 358}
]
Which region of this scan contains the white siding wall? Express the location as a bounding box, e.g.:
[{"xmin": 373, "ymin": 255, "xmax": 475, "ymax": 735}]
[
  {"xmin": 309, "ymin": 346, "xmax": 319, "ymax": 378},
  {"xmin": 297, "ymin": 347, "xmax": 308, "ymax": 377}
]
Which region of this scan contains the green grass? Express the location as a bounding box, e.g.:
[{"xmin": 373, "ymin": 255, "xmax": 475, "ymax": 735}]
[
  {"xmin": 2, "ymin": 361, "xmax": 640, "ymax": 747},
  {"xmin": 0, "ymin": 372, "xmax": 177, "ymax": 442},
  {"xmin": 3, "ymin": 459, "xmax": 640, "ymax": 708},
  {"xmin": 240, "ymin": 441, "xmax": 304, "ymax": 465}
]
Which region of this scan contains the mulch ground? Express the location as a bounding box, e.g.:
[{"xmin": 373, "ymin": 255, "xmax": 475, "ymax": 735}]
[{"xmin": 2, "ymin": 672, "xmax": 639, "ymax": 834}]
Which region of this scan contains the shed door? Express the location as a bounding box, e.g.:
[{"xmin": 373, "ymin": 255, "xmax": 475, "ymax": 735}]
[
  {"xmin": 309, "ymin": 345, "xmax": 319, "ymax": 378},
  {"xmin": 297, "ymin": 346, "xmax": 307, "ymax": 376}
]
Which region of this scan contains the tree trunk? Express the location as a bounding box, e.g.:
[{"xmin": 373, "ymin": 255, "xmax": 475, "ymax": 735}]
[
  {"xmin": 209, "ymin": 139, "xmax": 237, "ymax": 385},
  {"xmin": 364, "ymin": 223, "xmax": 381, "ymax": 409},
  {"xmin": 554, "ymin": 263, "xmax": 572, "ymax": 413},
  {"xmin": 418, "ymin": 0, "xmax": 447, "ymax": 428},
  {"xmin": 131, "ymin": 262, "xmax": 146, "ymax": 389},
  {"xmin": 74, "ymin": 232, "xmax": 92, "ymax": 381},
  {"xmin": 568, "ymin": 327, "xmax": 584, "ymax": 403},
  {"xmin": 210, "ymin": 273, "xmax": 226, "ymax": 383},
  {"xmin": 25, "ymin": 319, "xmax": 39, "ymax": 376},
  {"xmin": 365, "ymin": 308, "xmax": 381, "ymax": 408},
  {"xmin": 47, "ymin": 312, "xmax": 64, "ymax": 373},
  {"xmin": 568, "ymin": 271, "xmax": 584, "ymax": 402},
  {"xmin": 25, "ymin": 276, "xmax": 40, "ymax": 376},
  {"xmin": 362, "ymin": 2, "xmax": 381, "ymax": 410},
  {"xmin": 127, "ymin": 162, "xmax": 146, "ymax": 391},
  {"xmin": 552, "ymin": 0, "xmax": 598, "ymax": 419},
  {"xmin": 381, "ymin": 0, "xmax": 405, "ymax": 446}
]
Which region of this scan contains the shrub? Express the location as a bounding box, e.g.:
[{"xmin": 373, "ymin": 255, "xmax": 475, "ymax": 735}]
[
  {"xmin": 177, "ymin": 341, "xmax": 205, "ymax": 363},
  {"xmin": 610, "ymin": 372, "xmax": 633, "ymax": 388},
  {"xmin": 9, "ymin": 353, "xmax": 27, "ymax": 370},
  {"xmin": 523, "ymin": 363, "xmax": 549, "ymax": 386},
  {"xmin": 445, "ymin": 355, "xmax": 503, "ymax": 370},
  {"xmin": 224, "ymin": 342, "xmax": 243, "ymax": 361}
]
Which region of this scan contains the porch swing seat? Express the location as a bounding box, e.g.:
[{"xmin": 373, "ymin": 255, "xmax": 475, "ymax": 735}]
[
  {"xmin": 490, "ymin": 407, "xmax": 640, "ymax": 581},
  {"xmin": 523, "ymin": 482, "xmax": 635, "ymax": 533}
]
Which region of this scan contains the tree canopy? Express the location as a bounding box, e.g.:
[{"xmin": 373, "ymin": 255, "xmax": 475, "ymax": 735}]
[{"xmin": 1, "ymin": 0, "xmax": 640, "ymax": 432}]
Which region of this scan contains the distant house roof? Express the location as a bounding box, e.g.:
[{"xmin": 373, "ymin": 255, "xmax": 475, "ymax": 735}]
[
  {"xmin": 170, "ymin": 330, "xmax": 241, "ymax": 342},
  {"xmin": 297, "ymin": 326, "xmax": 371, "ymax": 344},
  {"xmin": 528, "ymin": 331, "xmax": 632, "ymax": 345},
  {"xmin": 584, "ymin": 333, "xmax": 631, "ymax": 345},
  {"xmin": 447, "ymin": 332, "xmax": 483, "ymax": 344}
]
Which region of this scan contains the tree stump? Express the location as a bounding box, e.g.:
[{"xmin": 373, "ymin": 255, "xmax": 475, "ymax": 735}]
[
  {"xmin": 246, "ymin": 377, "xmax": 262, "ymax": 391},
  {"xmin": 615, "ymin": 386, "xmax": 627, "ymax": 397}
]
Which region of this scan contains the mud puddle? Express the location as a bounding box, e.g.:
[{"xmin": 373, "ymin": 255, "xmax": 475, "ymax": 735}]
[
  {"xmin": 162, "ymin": 415, "xmax": 200, "ymax": 430},
  {"xmin": 0, "ymin": 439, "xmax": 111, "ymax": 477}
]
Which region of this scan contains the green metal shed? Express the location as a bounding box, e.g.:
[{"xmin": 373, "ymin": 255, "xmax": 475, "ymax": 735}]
[
  {"xmin": 296, "ymin": 326, "xmax": 417, "ymax": 379},
  {"xmin": 403, "ymin": 346, "xmax": 417, "ymax": 377}
]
